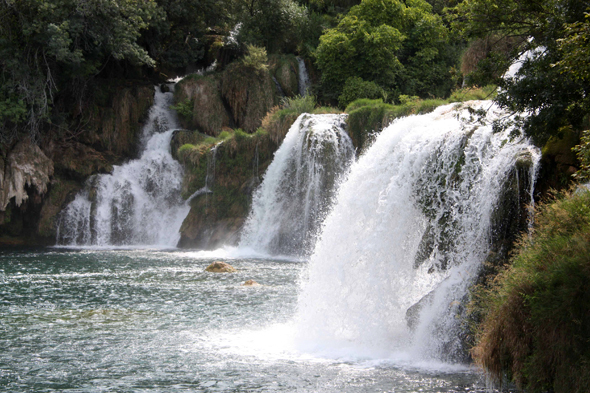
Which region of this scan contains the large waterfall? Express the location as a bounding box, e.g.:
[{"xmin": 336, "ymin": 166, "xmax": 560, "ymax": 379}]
[
  {"xmin": 295, "ymin": 101, "xmax": 540, "ymax": 361},
  {"xmin": 239, "ymin": 114, "xmax": 355, "ymax": 257},
  {"xmin": 56, "ymin": 86, "xmax": 189, "ymax": 247}
]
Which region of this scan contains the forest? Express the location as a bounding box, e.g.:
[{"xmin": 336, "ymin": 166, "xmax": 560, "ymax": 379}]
[{"xmin": 1, "ymin": 0, "xmax": 590, "ymax": 391}]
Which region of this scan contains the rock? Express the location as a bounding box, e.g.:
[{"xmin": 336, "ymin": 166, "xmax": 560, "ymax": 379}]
[
  {"xmin": 0, "ymin": 139, "xmax": 54, "ymax": 211},
  {"xmin": 221, "ymin": 62, "xmax": 278, "ymax": 133},
  {"xmin": 242, "ymin": 279, "xmax": 261, "ymax": 286},
  {"xmin": 205, "ymin": 261, "xmax": 236, "ymax": 273},
  {"xmin": 174, "ymin": 76, "xmax": 231, "ymax": 136}
]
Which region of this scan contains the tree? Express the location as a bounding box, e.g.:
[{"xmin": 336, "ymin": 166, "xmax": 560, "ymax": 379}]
[
  {"xmin": 450, "ymin": 0, "xmax": 590, "ymax": 144},
  {"xmin": 314, "ymin": 0, "xmax": 456, "ymax": 103},
  {"xmin": 0, "ymin": 0, "xmax": 161, "ymax": 143},
  {"xmin": 234, "ymin": 0, "xmax": 309, "ymax": 54}
]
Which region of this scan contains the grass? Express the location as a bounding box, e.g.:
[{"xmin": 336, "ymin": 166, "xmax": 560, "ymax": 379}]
[{"xmin": 472, "ymin": 188, "xmax": 590, "ymax": 393}]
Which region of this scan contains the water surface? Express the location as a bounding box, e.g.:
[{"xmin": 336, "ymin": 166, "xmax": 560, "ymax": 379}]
[{"xmin": 1, "ymin": 248, "xmax": 501, "ymax": 392}]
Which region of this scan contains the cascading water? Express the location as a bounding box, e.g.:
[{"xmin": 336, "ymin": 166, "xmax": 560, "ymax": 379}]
[
  {"xmin": 295, "ymin": 101, "xmax": 540, "ymax": 362},
  {"xmin": 239, "ymin": 114, "xmax": 355, "ymax": 257},
  {"xmin": 56, "ymin": 86, "xmax": 190, "ymax": 247},
  {"xmin": 297, "ymin": 57, "xmax": 311, "ymax": 96}
]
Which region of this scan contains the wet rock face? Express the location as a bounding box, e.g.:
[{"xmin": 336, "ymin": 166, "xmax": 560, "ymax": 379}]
[
  {"xmin": 0, "ymin": 139, "xmax": 54, "ymax": 211},
  {"xmin": 273, "ymin": 59, "xmax": 298, "ymax": 97},
  {"xmin": 175, "ymin": 76, "xmax": 231, "ymax": 137},
  {"xmin": 221, "ymin": 63, "xmax": 279, "ymax": 133},
  {"xmin": 79, "ymin": 84, "xmax": 154, "ymax": 158}
]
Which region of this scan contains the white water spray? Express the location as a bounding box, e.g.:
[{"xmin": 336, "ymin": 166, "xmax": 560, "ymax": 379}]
[
  {"xmin": 295, "ymin": 101, "xmax": 540, "ymax": 361},
  {"xmin": 239, "ymin": 114, "xmax": 355, "ymax": 257},
  {"xmin": 57, "ymin": 86, "xmax": 189, "ymax": 247}
]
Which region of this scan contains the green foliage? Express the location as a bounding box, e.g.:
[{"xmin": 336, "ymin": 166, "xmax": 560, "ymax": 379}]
[
  {"xmin": 171, "ymin": 99, "xmax": 194, "ymax": 117},
  {"xmin": 235, "ymin": 0, "xmax": 309, "ymax": 53},
  {"xmin": 233, "ymin": 128, "xmax": 250, "ymax": 142},
  {"xmin": 573, "ymin": 130, "xmax": 590, "ymax": 182},
  {"xmin": 344, "ymin": 89, "xmax": 494, "ymax": 150},
  {"xmin": 0, "ymin": 0, "xmax": 161, "ymax": 143},
  {"xmin": 472, "ymin": 190, "xmax": 590, "ymax": 392},
  {"xmin": 218, "ymin": 130, "xmax": 233, "ymax": 140},
  {"xmin": 315, "ymin": 0, "xmax": 457, "ymax": 103},
  {"xmin": 259, "ymin": 94, "xmax": 317, "ymax": 143},
  {"xmin": 178, "ymin": 144, "xmax": 196, "ymax": 155},
  {"xmin": 448, "ymin": 85, "xmax": 496, "ymax": 102},
  {"xmin": 281, "ymin": 94, "xmax": 316, "ymax": 114},
  {"xmin": 338, "ymin": 77, "xmax": 384, "ymax": 108},
  {"xmin": 241, "ymin": 45, "xmax": 269, "ymax": 71},
  {"xmin": 450, "ymin": 0, "xmax": 590, "ymax": 144},
  {"xmin": 145, "ymin": 0, "xmax": 231, "ymax": 70}
]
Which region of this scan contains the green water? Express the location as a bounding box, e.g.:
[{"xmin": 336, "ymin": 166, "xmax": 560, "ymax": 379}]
[{"xmin": 0, "ymin": 248, "xmax": 502, "ymax": 392}]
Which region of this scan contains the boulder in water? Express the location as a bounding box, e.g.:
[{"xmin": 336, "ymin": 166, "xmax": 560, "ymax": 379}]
[
  {"xmin": 205, "ymin": 261, "xmax": 236, "ymax": 273},
  {"xmin": 242, "ymin": 279, "xmax": 261, "ymax": 286}
]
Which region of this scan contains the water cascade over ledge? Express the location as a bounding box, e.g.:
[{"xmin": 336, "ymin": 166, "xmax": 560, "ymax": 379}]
[
  {"xmin": 56, "ymin": 86, "xmax": 190, "ymax": 247},
  {"xmin": 295, "ymin": 101, "xmax": 541, "ymax": 362},
  {"xmin": 239, "ymin": 114, "xmax": 355, "ymax": 257}
]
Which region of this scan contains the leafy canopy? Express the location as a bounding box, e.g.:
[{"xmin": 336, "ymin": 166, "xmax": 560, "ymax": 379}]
[
  {"xmin": 314, "ymin": 0, "xmax": 455, "ymax": 103},
  {"xmin": 450, "ymin": 0, "xmax": 590, "ymax": 144}
]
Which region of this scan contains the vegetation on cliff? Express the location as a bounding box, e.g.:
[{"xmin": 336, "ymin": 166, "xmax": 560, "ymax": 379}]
[{"xmin": 472, "ymin": 188, "xmax": 590, "ymax": 392}]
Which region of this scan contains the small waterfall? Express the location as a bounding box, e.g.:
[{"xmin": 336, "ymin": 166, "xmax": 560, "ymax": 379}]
[
  {"xmin": 295, "ymin": 101, "xmax": 541, "ymax": 361},
  {"xmin": 297, "ymin": 57, "xmax": 311, "ymax": 97},
  {"xmin": 239, "ymin": 114, "xmax": 355, "ymax": 257},
  {"xmin": 56, "ymin": 86, "xmax": 190, "ymax": 247}
]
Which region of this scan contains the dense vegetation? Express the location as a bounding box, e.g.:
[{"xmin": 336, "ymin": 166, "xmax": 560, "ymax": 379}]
[{"xmin": 472, "ymin": 187, "xmax": 590, "ymax": 393}]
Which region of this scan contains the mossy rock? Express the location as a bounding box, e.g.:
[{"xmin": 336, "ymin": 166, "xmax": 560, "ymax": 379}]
[
  {"xmin": 176, "ymin": 129, "xmax": 278, "ymax": 249},
  {"xmin": 269, "ymin": 55, "xmax": 299, "ymax": 97},
  {"xmin": 175, "ymin": 75, "xmax": 231, "ymax": 136},
  {"xmin": 80, "ymin": 82, "xmax": 154, "ymax": 157},
  {"xmin": 221, "ymin": 62, "xmax": 279, "ymax": 133}
]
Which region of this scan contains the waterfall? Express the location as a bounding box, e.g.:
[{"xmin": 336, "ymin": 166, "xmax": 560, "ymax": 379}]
[
  {"xmin": 295, "ymin": 101, "xmax": 541, "ymax": 361},
  {"xmin": 56, "ymin": 86, "xmax": 190, "ymax": 247},
  {"xmin": 239, "ymin": 113, "xmax": 355, "ymax": 257},
  {"xmin": 297, "ymin": 57, "xmax": 311, "ymax": 97}
]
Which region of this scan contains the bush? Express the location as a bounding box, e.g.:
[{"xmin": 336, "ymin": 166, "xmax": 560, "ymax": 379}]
[
  {"xmin": 241, "ymin": 45, "xmax": 268, "ymax": 72},
  {"xmin": 472, "ymin": 190, "xmax": 590, "ymax": 393},
  {"xmin": 281, "ymin": 94, "xmax": 316, "ymax": 114},
  {"xmin": 171, "ymin": 99, "xmax": 193, "ymax": 118},
  {"xmin": 338, "ymin": 77, "xmax": 384, "ymax": 108}
]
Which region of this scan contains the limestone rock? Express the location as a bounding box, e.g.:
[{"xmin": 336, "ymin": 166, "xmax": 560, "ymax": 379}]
[
  {"xmin": 175, "ymin": 76, "xmax": 230, "ymax": 136},
  {"xmin": 242, "ymin": 279, "xmax": 261, "ymax": 286},
  {"xmin": 0, "ymin": 139, "xmax": 54, "ymax": 211},
  {"xmin": 205, "ymin": 261, "xmax": 236, "ymax": 273},
  {"xmin": 221, "ymin": 62, "xmax": 278, "ymax": 133}
]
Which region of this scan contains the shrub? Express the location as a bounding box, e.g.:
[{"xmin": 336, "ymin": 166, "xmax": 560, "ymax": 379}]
[
  {"xmin": 472, "ymin": 190, "xmax": 590, "ymax": 393},
  {"xmin": 241, "ymin": 45, "xmax": 268, "ymax": 72},
  {"xmin": 171, "ymin": 99, "xmax": 193, "ymax": 118},
  {"xmin": 338, "ymin": 77, "xmax": 384, "ymax": 108}
]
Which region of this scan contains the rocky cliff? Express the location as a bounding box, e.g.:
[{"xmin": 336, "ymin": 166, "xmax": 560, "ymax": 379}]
[{"xmin": 0, "ymin": 82, "xmax": 154, "ymax": 245}]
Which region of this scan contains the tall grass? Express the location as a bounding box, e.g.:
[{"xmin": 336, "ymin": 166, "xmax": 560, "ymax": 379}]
[{"xmin": 472, "ymin": 189, "xmax": 590, "ymax": 393}]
